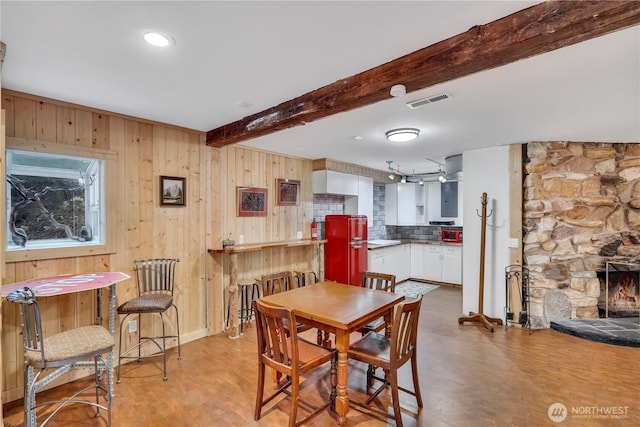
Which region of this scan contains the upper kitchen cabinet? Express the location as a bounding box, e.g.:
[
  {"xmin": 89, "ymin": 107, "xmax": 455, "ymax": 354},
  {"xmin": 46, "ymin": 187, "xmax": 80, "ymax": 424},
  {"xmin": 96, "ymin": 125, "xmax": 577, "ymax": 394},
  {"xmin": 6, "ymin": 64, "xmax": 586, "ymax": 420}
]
[
  {"xmin": 385, "ymin": 182, "xmax": 419, "ymax": 225},
  {"xmin": 312, "ymin": 170, "xmax": 358, "ymax": 195},
  {"xmin": 344, "ymin": 176, "xmax": 373, "ymax": 221}
]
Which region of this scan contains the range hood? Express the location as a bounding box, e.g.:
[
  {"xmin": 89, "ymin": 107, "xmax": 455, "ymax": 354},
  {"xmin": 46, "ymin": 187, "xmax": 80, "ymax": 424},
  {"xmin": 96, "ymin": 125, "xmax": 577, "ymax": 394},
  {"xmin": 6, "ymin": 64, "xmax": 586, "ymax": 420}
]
[{"xmin": 445, "ymin": 154, "xmax": 463, "ymax": 181}]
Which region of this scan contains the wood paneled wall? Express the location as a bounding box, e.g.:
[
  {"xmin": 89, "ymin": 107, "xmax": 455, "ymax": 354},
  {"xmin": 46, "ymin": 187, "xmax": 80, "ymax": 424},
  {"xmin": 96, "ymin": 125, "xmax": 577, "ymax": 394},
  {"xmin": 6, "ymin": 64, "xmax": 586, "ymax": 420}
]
[
  {"xmin": 207, "ymin": 145, "xmax": 316, "ymax": 334},
  {"xmin": 0, "ymin": 90, "xmax": 213, "ymax": 403},
  {"xmin": 0, "ymin": 90, "xmax": 316, "ymax": 405}
]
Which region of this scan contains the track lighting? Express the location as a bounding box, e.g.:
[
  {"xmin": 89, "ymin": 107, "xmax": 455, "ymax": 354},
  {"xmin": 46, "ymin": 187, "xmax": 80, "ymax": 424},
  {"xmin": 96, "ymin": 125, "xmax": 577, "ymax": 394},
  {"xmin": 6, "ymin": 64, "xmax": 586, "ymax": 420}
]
[{"xmin": 400, "ymin": 176, "xmax": 407, "ymax": 183}]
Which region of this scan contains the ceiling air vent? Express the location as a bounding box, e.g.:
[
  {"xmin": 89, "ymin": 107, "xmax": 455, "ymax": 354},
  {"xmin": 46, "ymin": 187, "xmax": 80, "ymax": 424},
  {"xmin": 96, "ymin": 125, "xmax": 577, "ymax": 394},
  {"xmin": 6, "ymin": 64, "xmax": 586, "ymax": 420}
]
[{"xmin": 406, "ymin": 92, "xmax": 452, "ymax": 109}]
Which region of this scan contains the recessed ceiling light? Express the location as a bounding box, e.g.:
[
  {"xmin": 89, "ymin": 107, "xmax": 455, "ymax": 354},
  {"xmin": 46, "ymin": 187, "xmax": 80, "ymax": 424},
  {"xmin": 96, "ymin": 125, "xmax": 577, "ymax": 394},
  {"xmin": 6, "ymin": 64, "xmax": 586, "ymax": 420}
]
[
  {"xmin": 236, "ymin": 100, "xmax": 254, "ymax": 109},
  {"xmin": 385, "ymin": 128, "xmax": 419, "ymax": 143},
  {"xmin": 144, "ymin": 32, "xmax": 172, "ymax": 47},
  {"xmin": 352, "ymin": 136, "xmax": 364, "ymax": 141}
]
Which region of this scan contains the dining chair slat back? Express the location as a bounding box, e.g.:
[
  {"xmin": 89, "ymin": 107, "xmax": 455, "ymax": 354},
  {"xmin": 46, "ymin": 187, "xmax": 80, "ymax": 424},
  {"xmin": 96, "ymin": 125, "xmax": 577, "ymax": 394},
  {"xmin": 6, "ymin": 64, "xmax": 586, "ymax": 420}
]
[
  {"xmin": 253, "ymin": 299, "xmax": 337, "ymax": 427},
  {"xmin": 260, "ymin": 271, "xmax": 295, "ymax": 296},
  {"xmin": 348, "ymin": 295, "xmax": 424, "ymax": 427},
  {"xmin": 359, "ymin": 271, "xmax": 397, "ymax": 335}
]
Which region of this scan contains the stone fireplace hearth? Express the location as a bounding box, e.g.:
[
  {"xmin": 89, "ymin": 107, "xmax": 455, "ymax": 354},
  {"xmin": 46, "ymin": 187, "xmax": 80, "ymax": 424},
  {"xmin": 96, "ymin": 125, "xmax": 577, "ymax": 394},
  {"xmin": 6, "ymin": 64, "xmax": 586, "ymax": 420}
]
[{"xmin": 523, "ymin": 142, "xmax": 640, "ymax": 328}]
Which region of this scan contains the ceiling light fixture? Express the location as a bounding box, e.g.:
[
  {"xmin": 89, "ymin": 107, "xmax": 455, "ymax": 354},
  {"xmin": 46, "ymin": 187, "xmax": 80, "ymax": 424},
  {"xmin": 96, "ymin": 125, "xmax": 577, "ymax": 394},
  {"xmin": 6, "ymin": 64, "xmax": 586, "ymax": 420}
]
[
  {"xmin": 385, "ymin": 128, "xmax": 419, "ymax": 143},
  {"xmin": 389, "ymin": 84, "xmax": 406, "ymax": 97},
  {"xmin": 144, "ymin": 32, "xmax": 172, "ymax": 47},
  {"xmin": 419, "ymin": 177, "xmax": 424, "ymax": 186},
  {"xmin": 400, "ymin": 176, "xmax": 407, "ymax": 184},
  {"xmin": 438, "ymin": 168, "xmax": 447, "ymax": 183}
]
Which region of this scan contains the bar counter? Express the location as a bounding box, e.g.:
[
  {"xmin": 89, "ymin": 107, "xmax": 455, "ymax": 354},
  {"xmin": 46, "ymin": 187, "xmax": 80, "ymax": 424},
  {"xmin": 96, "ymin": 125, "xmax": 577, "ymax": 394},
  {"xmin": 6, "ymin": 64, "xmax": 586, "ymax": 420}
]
[{"xmin": 209, "ymin": 239, "xmax": 327, "ymax": 338}]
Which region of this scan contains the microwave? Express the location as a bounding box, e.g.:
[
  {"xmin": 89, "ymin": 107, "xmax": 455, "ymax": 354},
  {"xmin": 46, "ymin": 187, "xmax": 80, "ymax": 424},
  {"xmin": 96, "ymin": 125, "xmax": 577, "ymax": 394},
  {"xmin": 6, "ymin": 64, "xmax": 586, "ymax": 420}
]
[{"xmin": 442, "ymin": 229, "xmax": 462, "ymax": 243}]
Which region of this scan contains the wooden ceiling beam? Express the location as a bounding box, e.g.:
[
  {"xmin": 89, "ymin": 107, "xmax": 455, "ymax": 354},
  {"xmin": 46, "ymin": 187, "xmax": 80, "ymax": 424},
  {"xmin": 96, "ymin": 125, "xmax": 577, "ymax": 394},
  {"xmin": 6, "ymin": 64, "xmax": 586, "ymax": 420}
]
[{"xmin": 206, "ymin": 1, "xmax": 640, "ymax": 148}]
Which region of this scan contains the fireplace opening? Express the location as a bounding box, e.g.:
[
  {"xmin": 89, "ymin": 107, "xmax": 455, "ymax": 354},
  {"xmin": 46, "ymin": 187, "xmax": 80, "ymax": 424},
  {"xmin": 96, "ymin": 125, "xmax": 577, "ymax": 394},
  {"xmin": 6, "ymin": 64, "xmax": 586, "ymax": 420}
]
[{"xmin": 597, "ymin": 264, "xmax": 640, "ymax": 318}]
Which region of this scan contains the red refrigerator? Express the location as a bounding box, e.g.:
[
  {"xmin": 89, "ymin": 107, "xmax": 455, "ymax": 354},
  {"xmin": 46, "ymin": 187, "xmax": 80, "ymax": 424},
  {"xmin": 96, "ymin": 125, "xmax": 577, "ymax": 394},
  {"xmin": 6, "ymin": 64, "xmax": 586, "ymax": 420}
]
[{"xmin": 325, "ymin": 215, "xmax": 368, "ymax": 286}]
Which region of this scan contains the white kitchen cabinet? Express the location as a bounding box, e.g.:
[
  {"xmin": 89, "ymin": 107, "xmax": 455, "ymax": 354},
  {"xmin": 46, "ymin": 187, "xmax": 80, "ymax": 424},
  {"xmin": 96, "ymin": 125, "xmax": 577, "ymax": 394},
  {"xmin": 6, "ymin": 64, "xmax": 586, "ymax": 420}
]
[
  {"xmin": 385, "ymin": 183, "xmax": 418, "ymax": 225},
  {"xmin": 441, "ymin": 246, "xmax": 463, "ymax": 284},
  {"xmin": 367, "ymin": 244, "xmax": 411, "ymax": 282},
  {"xmin": 368, "ymin": 249, "xmax": 385, "ymax": 274},
  {"xmin": 312, "ymin": 170, "xmax": 358, "ymax": 195},
  {"xmin": 410, "ymin": 243, "xmax": 463, "ymax": 285},
  {"xmin": 423, "ymin": 245, "xmax": 443, "ymax": 282},
  {"xmin": 344, "ymin": 176, "xmax": 373, "ymax": 221},
  {"xmin": 389, "ymin": 243, "xmax": 411, "ymax": 282},
  {"xmin": 415, "ymin": 184, "xmax": 426, "ymax": 224},
  {"xmin": 410, "ymin": 243, "xmax": 424, "ymax": 278}
]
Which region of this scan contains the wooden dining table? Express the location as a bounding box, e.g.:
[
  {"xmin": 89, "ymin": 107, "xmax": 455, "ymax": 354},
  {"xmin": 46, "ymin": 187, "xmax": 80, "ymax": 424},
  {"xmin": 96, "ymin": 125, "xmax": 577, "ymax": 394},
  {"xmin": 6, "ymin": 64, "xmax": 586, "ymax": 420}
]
[{"xmin": 259, "ymin": 280, "xmax": 404, "ymax": 426}]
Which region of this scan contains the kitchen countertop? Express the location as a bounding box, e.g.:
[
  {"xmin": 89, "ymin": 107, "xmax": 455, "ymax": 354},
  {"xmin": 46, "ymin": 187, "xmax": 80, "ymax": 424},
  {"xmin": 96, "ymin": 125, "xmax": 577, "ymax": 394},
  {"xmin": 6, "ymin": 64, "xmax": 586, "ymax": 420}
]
[{"xmin": 367, "ymin": 239, "xmax": 462, "ymax": 249}]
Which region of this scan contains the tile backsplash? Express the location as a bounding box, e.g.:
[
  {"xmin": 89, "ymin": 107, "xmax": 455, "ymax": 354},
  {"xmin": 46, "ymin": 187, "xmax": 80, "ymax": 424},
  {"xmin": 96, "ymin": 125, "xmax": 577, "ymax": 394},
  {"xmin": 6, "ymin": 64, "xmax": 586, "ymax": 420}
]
[
  {"xmin": 312, "ymin": 194, "xmax": 344, "ymax": 239},
  {"xmin": 312, "ymin": 182, "xmax": 461, "ymax": 240}
]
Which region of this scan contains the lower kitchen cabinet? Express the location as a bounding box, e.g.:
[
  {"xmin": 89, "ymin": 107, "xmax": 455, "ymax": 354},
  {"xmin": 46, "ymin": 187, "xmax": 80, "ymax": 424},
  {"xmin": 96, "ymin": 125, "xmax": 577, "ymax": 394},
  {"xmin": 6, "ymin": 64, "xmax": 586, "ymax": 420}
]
[
  {"xmin": 410, "ymin": 243, "xmax": 462, "ymax": 285},
  {"xmin": 367, "ymin": 244, "xmax": 410, "ymax": 283},
  {"xmin": 441, "ymin": 246, "xmax": 462, "ymax": 284}
]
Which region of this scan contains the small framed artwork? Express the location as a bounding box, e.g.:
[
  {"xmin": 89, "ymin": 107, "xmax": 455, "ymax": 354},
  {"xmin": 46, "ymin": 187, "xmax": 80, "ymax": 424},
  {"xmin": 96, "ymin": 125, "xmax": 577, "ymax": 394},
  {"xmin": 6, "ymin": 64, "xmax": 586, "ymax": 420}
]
[
  {"xmin": 238, "ymin": 187, "xmax": 268, "ymax": 217},
  {"xmin": 276, "ymin": 179, "xmax": 300, "ymax": 206},
  {"xmin": 160, "ymin": 176, "xmax": 186, "ymax": 206}
]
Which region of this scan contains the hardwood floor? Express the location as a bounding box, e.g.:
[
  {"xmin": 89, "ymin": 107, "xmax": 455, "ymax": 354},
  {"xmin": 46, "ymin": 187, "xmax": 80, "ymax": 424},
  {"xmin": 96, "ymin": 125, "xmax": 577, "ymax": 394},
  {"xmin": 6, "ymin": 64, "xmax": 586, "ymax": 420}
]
[{"xmin": 3, "ymin": 286, "xmax": 639, "ymax": 426}]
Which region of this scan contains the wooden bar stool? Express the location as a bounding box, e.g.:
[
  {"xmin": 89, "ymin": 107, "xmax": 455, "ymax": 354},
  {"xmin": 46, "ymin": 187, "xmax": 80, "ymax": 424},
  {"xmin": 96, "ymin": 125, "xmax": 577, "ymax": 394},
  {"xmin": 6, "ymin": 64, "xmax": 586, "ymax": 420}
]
[{"xmin": 226, "ymin": 279, "xmax": 261, "ymax": 333}]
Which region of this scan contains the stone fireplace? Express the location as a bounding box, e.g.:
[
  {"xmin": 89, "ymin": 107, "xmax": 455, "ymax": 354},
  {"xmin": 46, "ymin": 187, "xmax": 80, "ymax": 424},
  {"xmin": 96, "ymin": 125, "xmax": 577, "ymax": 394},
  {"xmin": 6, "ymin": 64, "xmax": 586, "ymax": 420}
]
[{"xmin": 523, "ymin": 142, "xmax": 640, "ymax": 328}]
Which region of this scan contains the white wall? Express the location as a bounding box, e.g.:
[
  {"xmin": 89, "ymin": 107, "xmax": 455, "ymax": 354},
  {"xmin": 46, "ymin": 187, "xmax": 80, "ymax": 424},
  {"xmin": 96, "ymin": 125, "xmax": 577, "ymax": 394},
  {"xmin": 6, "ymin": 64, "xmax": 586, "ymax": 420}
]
[{"xmin": 462, "ymin": 145, "xmax": 511, "ymax": 319}]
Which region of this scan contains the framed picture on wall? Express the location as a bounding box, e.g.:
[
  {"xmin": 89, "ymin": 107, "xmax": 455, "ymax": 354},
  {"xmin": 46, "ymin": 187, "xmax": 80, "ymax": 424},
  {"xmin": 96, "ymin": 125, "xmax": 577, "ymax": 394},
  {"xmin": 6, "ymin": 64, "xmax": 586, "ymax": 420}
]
[
  {"xmin": 238, "ymin": 187, "xmax": 268, "ymax": 216},
  {"xmin": 160, "ymin": 176, "xmax": 186, "ymax": 206},
  {"xmin": 276, "ymin": 179, "xmax": 300, "ymax": 206}
]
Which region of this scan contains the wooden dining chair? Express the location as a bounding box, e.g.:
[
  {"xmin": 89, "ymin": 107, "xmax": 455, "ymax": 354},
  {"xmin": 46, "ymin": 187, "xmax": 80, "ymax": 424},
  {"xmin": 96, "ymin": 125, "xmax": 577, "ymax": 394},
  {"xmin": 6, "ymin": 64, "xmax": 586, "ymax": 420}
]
[
  {"xmin": 7, "ymin": 287, "xmax": 114, "ymax": 427},
  {"xmin": 260, "ymin": 270, "xmax": 295, "ymax": 295},
  {"xmin": 359, "ymin": 271, "xmax": 397, "ymax": 335},
  {"xmin": 253, "ymin": 299, "xmax": 337, "ymax": 427},
  {"xmin": 293, "ymin": 270, "xmax": 331, "ymax": 347},
  {"xmin": 348, "ymin": 295, "xmax": 423, "ymax": 427},
  {"xmin": 260, "ymin": 271, "xmax": 314, "ymax": 335}
]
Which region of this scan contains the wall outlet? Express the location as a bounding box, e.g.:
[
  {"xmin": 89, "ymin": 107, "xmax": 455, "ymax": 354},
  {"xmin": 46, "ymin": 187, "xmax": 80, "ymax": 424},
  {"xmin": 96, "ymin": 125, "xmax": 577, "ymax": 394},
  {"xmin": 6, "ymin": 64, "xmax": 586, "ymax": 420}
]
[
  {"xmin": 296, "ymin": 231, "xmax": 303, "ymax": 239},
  {"xmin": 128, "ymin": 320, "xmax": 137, "ymax": 333},
  {"xmin": 508, "ymin": 238, "xmax": 519, "ymax": 249},
  {"xmin": 238, "ymin": 234, "xmax": 245, "ymax": 244}
]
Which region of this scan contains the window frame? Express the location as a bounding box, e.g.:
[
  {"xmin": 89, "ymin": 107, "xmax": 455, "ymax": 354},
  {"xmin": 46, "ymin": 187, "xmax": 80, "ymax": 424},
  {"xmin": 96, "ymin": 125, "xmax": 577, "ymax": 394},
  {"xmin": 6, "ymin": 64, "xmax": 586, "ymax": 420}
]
[{"xmin": 5, "ymin": 138, "xmax": 117, "ymax": 262}]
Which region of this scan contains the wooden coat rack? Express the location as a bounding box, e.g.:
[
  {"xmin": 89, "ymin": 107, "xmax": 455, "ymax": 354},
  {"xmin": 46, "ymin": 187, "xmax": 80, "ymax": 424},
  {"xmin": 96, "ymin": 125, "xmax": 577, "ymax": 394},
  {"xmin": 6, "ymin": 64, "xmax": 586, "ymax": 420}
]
[{"xmin": 458, "ymin": 192, "xmax": 503, "ymax": 332}]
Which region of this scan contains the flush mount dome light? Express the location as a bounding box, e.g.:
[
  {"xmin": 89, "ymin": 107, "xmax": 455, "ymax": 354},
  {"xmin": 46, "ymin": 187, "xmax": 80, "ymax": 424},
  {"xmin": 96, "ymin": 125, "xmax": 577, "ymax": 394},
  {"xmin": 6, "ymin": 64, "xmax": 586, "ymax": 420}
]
[
  {"xmin": 385, "ymin": 128, "xmax": 419, "ymax": 143},
  {"xmin": 144, "ymin": 32, "xmax": 172, "ymax": 47}
]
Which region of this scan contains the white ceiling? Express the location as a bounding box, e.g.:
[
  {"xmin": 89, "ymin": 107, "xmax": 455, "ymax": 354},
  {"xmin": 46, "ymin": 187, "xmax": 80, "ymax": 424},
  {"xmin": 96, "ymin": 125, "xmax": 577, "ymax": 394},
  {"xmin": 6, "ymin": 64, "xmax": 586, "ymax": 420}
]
[{"xmin": 1, "ymin": 1, "xmax": 639, "ymax": 176}]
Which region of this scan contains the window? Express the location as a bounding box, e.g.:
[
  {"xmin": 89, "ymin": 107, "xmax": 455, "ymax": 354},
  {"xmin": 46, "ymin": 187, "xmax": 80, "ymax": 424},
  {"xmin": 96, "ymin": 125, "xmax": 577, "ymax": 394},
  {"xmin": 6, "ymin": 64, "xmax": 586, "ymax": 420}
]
[{"xmin": 6, "ymin": 149, "xmax": 105, "ymax": 250}]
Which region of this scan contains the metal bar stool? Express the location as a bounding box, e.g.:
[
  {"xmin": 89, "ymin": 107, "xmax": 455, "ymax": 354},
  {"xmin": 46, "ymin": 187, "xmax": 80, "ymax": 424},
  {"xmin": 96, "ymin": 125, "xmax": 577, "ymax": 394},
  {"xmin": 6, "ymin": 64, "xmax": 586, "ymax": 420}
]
[
  {"xmin": 7, "ymin": 287, "xmax": 114, "ymax": 427},
  {"xmin": 226, "ymin": 279, "xmax": 261, "ymax": 333},
  {"xmin": 293, "ymin": 270, "xmax": 317, "ymax": 288}
]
